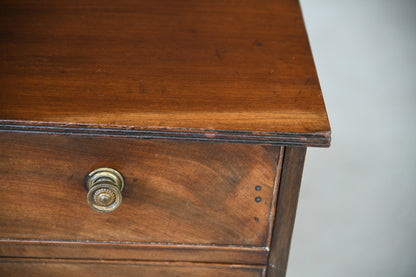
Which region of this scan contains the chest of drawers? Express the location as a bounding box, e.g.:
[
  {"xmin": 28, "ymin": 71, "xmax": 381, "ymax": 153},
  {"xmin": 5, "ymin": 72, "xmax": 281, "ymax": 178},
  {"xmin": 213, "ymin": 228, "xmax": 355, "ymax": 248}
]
[{"xmin": 0, "ymin": 1, "xmax": 330, "ymax": 276}]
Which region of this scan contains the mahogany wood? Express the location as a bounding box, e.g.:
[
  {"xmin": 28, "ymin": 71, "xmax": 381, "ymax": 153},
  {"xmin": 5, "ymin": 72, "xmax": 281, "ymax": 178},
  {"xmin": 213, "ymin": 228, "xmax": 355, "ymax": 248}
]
[
  {"xmin": 0, "ymin": 259, "xmax": 266, "ymax": 277},
  {"xmin": 0, "ymin": 133, "xmax": 280, "ymax": 248},
  {"xmin": 0, "ymin": 0, "xmax": 330, "ymax": 147},
  {"xmin": 0, "ymin": 0, "xmax": 331, "ymax": 275},
  {"xmin": 0, "ymin": 240, "xmax": 268, "ymax": 265},
  {"xmin": 267, "ymin": 147, "xmax": 307, "ymax": 277}
]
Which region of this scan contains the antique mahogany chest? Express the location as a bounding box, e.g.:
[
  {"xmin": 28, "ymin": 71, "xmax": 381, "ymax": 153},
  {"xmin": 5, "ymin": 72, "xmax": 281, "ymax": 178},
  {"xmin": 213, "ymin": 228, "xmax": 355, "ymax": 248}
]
[{"xmin": 0, "ymin": 0, "xmax": 330, "ymax": 276}]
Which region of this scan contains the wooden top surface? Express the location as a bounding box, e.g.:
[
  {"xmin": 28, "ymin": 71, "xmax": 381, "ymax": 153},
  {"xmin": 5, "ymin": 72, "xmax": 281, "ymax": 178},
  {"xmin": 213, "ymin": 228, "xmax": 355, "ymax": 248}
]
[{"xmin": 0, "ymin": 0, "xmax": 330, "ymax": 146}]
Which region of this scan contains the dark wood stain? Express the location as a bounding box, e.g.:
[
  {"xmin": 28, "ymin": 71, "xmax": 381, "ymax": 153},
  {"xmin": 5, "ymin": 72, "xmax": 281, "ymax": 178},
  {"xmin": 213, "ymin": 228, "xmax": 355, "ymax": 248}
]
[
  {"xmin": 267, "ymin": 147, "xmax": 307, "ymax": 277},
  {"xmin": 0, "ymin": 133, "xmax": 280, "ymax": 247},
  {"xmin": 0, "ymin": 259, "xmax": 266, "ymax": 277},
  {"xmin": 0, "ymin": 0, "xmax": 331, "ymax": 147},
  {"xmin": 0, "ymin": 1, "xmax": 330, "ymax": 276},
  {"xmin": 0, "ymin": 240, "xmax": 268, "ymax": 265}
]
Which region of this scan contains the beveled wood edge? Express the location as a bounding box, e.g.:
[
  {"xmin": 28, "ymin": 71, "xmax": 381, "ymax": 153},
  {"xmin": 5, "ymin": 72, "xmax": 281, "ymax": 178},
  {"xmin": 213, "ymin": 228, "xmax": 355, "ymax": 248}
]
[
  {"xmin": 265, "ymin": 147, "xmax": 285, "ymax": 247},
  {"xmin": 0, "ymin": 120, "xmax": 331, "ymax": 147},
  {"xmin": 0, "ymin": 239, "xmax": 268, "ymax": 265},
  {"xmin": 266, "ymin": 147, "xmax": 307, "ymax": 277},
  {"xmin": 0, "ymin": 257, "xmax": 266, "ymax": 268},
  {"xmin": 0, "ymin": 258, "xmax": 267, "ymax": 276}
]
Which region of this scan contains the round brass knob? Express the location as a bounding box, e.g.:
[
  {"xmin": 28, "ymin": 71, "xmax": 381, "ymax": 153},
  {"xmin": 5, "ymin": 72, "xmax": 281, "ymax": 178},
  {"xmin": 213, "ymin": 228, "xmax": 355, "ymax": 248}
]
[{"xmin": 85, "ymin": 168, "xmax": 125, "ymax": 213}]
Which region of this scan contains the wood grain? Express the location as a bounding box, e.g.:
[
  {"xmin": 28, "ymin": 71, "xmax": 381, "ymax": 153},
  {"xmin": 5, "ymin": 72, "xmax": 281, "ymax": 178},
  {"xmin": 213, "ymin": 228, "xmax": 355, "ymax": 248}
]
[
  {"xmin": 0, "ymin": 1, "xmax": 330, "ymax": 274},
  {"xmin": 267, "ymin": 147, "xmax": 307, "ymax": 277},
  {"xmin": 0, "ymin": 0, "xmax": 330, "ymax": 146},
  {"xmin": 0, "ymin": 132, "xmax": 280, "ymax": 247},
  {"xmin": 0, "ymin": 240, "xmax": 268, "ymax": 265},
  {"xmin": 0, "ymin": 259, "xmax": 266, "ymax": 277}
]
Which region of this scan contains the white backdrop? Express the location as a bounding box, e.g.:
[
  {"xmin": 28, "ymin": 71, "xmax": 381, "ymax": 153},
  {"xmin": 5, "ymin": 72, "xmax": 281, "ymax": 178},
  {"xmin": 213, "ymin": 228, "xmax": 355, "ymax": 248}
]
[{"xmin": 288, "ymin": 1, "xmax": 416, "ymax": 276}]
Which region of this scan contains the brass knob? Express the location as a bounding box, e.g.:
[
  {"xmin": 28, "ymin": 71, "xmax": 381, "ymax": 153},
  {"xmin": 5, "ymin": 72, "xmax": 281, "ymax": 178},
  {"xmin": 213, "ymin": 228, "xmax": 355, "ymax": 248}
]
[{"xmin": 85, "ymin": 168, "xmax": 125, "ymax": 213}]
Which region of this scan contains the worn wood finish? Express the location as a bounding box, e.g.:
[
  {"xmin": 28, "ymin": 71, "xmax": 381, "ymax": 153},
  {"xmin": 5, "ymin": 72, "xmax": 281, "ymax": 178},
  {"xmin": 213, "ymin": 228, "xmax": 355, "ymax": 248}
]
[
  {"xmin": 0, "ymin": 240, "xmax": 268, "ymax": 265},
  {"xmin": 0, "ymin": 132, "xmax": 280, "ymax": 247},
  {"xmin": 267, "ymin": 147, "xmax": 307, "ymax": 277},
  {"xmin": 0, "ymin": 259, "xmax": 266, "ymax": 277},
  {"xmin": 0, "ymin": 0, "xmax": 330, "ymax": 147},
  {"xmin": 0, "ymin": 1, "xmax": 331, "ymax": 275}
]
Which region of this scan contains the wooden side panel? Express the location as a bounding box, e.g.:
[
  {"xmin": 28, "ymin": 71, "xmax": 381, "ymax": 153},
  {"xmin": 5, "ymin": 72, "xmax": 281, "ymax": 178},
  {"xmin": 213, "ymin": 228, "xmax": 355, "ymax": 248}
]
[
  {"xmin": 0, "ymin": 132, "xmax": 279, "ymax": 247},
  {"xmin": 0, "ymin": 259, "xmax": 266, "ymax": 277},
  {"xmin": 267, "ymin": 147, "xmax": 307, "ymax": 277}
]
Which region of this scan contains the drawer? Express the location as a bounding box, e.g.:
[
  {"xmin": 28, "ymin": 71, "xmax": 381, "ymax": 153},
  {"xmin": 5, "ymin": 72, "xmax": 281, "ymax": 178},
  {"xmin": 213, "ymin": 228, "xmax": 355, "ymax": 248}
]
[
  {"xmin": 0, "ymin": 132, "xmax": 281, "ymax": 264},
  {"xmin": 0, "ymin": 259, "xmax": 266, "ymax": 277}
]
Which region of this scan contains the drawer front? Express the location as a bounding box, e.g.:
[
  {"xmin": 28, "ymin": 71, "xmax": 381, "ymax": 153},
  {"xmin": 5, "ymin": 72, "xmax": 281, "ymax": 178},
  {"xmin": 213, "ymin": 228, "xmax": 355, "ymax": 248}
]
[
  {"xmin": 0, "ymin": 259, "xmax": 265, "ymax": 277},
  {"xmin": 0, "ymin": 132, "xmax": 280, "ymax": 248}
]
